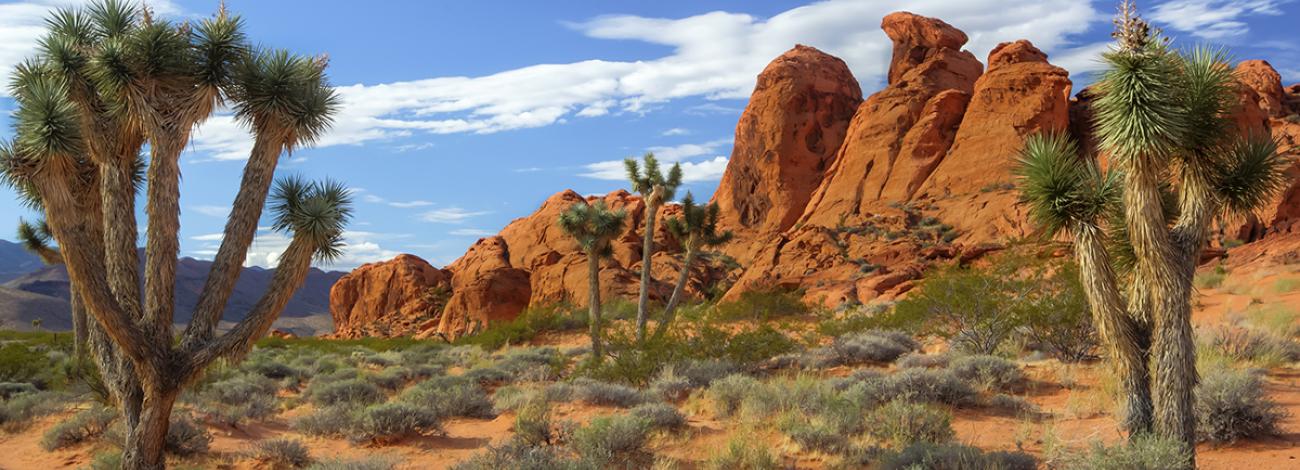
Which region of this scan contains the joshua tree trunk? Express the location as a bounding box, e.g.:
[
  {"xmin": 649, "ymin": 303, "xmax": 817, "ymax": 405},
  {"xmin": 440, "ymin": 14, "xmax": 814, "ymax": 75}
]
[
  {"xmin": 70, "ymin": 290, "xmax": 88, "ymax": 361},
  {"xmin": 652, "ymin": 248, "xmax": 697, "ymax": 340},
  {"xmin": 121, "ymin": 388, "xmax": 178, "ymax": 470},
  {"xmin": 1074, "ymin": 225, "xmax": 1153, "ymax": 434},
  {"xmin": 587, "ymin": 252, "xmax": 604, "ymax": 359},
  {"xmin": 183, "ymin": 132, "xmax": 285, "ymax": 349},
  {"xmin": 99, "ymin": 161, "xmax": 143, "ymax": 318},
  {"xmin": 635, "ymin": 202, "xmax": 659, "ymax": 343},
  {"xmin": 142, "ymin": 133, "xmax": 188, "ymax": 335}
]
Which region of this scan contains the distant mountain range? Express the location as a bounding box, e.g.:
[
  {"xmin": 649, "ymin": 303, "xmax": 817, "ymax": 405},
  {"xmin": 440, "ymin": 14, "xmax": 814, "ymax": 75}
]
[{"xmin": 0, "ymin": 240, "xmax": 344, "ymax": 336}]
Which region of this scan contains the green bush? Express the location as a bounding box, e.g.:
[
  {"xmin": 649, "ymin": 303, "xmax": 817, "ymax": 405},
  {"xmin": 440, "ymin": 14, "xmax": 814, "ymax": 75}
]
[
  {"xmin": 878, "ymin": 442, "xmax": 1036, "ymax": 470},
  {"xmin": 306, "ymin": 457, "xmax": 397, "ymax": 470},
  {"xmin": 946, "ymin": 355, "xmax": 1025, "ymax": 391},
  {"xmin": 803, "ymin": 330, "xmax": 918, "ymax": 368},
  {"xmin": 87, "ymin": 450, "xmax": 123, "ymax": 470},
  {"xmin": 40, "ymin": 406, "xmax": 116, "ymax": 450},
  {"xmin": 308, "ymin": 378, "xmax": 384, "ymax": 407},
  {"xmin": 512, "ymin": 398, "xmax": 555, "ymax": 447},
  {"xmin": 705, "ymin": 434, "xmax": 779, "ymax": 470},
  {"xmin": 867, "ymin": 400, "xmax": 954, "ymax": 448},
  {"xmin": 166, "ymin": 412, "xmax": 212, "ymax": 456},
  {"xmin": 1072, "ymin": 434, "xmax": 1192, "ymax": 469},
  {"xmin": 706, "ymin": 374, "xmax": 764, "ymax": 418},
  {"xmin": 1018, "ymin": 262, "xmax": 1097, "ymax": 362},
  {"xmin": 293, "ymin": 405, "xmax": 358, "ymax": 438},
  {"xmin": 648, "ymin": 367, "xmax": 693, "ymax": 401},
  {"xmin": 570, "ymin": 414, "xmax": 653, "ymax": 465},
  {"xmin": 629, "ymin": 402, "xmax": 686, "ymax": 430},
  {"xmin": 450, "ymin": 438, "xmax": 569, "ymax": 470},
  {"xmin": 779, "ymin": 416, "xmax": 847, "ymax": 454},
  {"xmin": 571, "ymin": 378, "xmax": 649, "ymax": 408},
  {"xmin": 1196, "ymin": 368, "xmax": 1285, "ymax": 443},
  {"xmin": 0, "ymin": 390, "xmax": 68, "ymax": 432},
  {"xmin": 354, "ymin": 403, "xmax": 442, "ymax": 445},
  {"xmin": 193, "ymin": 373, "xmax": 280, "ymax": 426},
  {"xmin": 400, "ymin": 376, "xmax": 495, "ymax": 418},
  {"xmin": 252, "ymin": 438, "xmax": 313, "ymax": 468},
  {"xmin": 454, "ymin": 303, "xmax": 588, "ymax": 350},
  {"xmin": 710, "ymin": 289, "xmax": 809, "ymax": 322},
  {"xmin": 895, "ymin": 352, "xmax": 950, "ymax": 369}
]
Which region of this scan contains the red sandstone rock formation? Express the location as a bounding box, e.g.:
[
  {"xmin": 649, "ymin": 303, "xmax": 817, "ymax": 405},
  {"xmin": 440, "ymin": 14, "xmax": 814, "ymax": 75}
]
[{"xmin": 329, "ymin": 254, "xmax": 450, "ymax": 338}]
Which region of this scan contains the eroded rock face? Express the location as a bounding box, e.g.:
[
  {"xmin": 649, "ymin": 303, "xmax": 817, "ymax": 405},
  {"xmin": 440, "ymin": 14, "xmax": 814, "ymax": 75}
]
[
  {"xmin": 329, "ymin": 254, "xmax": 451, "ymax": 338},
  {"xmin": 712, "ymin": 44, "xmax": 863, "ymax": 264},
  {"xmin": 433, "ymin": 236, "xmax": 531, "ymax": 340},
  {"xmin": 1238, "ymin": 60, "xmax": 1287, "ymax": 118}
]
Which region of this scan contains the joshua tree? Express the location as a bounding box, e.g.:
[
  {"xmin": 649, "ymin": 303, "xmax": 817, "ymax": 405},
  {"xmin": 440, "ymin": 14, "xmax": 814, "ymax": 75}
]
[
  {"xmin": 625, "ymin": 153, "xmax": 683, "ymax": 343},
  {"xmin": 15, "ymin": 218, "xmax": 89, "ymax": 359},
  {"xmin": 1017, "ymin": 2, "xmax": 1287, "ymax": 461},
  {"xmin": 558, "ymin": 200, "xmax": 627, "ymax": 359},
  {"xmin": 652, "ymin": 192, "xmax": 731, "ymax": 340},
  {"xmin": 0, "ymin": 2, "xmax": 349, "ymax": 468}
]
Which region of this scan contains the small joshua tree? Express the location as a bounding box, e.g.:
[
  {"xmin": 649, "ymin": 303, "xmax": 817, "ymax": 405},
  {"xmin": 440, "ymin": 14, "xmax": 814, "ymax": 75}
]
[
  {"xmin": 16, "ymin": 218, "xmax": 88, "ymax": 359},
  {"xmin": 0, "ymin": 2, "xmax": 349, "ymax": 468},
  {"xmin": 558, "ymin": 200, "xmax": 627, "ymax": 360},
  {"xmin": 1016, "ymin": 2, "xmax": 1287, "ymax": 463},
  {"xmin": 625, "ymin": 153, "xmax": 683, "ymax": 343},
  {"xmin": 652, "ymin": 192, "xmax": 731, "ymax": 339}
]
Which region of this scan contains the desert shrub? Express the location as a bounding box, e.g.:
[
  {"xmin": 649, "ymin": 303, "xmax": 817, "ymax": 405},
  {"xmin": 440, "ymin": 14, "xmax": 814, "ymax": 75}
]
[
  {"xmin": 542, "ymin": 382, "xmax": 576, "ymax": 402},
  {"xmin": 1071, "ymin": 434, "xmax": 1192, "ymax": 469},
  {"xmin": 648, "ymin": 367, "xmax": 693, "ymax": 401},
  {"xmin": 293, "ymin": 405, "xmax": 358, "ymax": 438},
  {"xmin": 0, "ymin": 382, "xmax": 37, "ymax": 399},
  {"xmin": 40, "ymin": 406, "xmax": 116, "ymax": 450},
  {"xmin": 463, "ymin": 366, "xmax": 512, "ymax": 385},
  {"xmin": 455, "ymin": 302, "xmax": 588, "ymax": 350},
  {"xmin": 194, "ymin": 373, "xmax": 280, "ymax": 426},
  {"xmin": 803, "ymin": 330, "xmax": 919, "ymax": 368},
  {"xmin": 513, "ymin": 398, "xmax": 556, "ymax": 446},
  {"xmin": 354, "ymin": 403, "xmax": 442, "ymax": 444},
  {"xmin": 1196, "ymin": 368, "xmax": 1286, "ymax": 443},
  {"xmin": 308, "ymin": 378, "xmax": 384, "ymax": 407},
  {"xmin": 401, "ymin": 376, "xmax": 495, "ymax": 418},
  {"xmin": 867, "ymin": 400, "xmax": 954, "ymax": 448},
  {"xmin": 629, "ymin": 402, "xmax": 686, "ymax": 430},
  {"xmin": 1195, "ymin": 265, "xmax": 1228, "ymax": 289},
  {"xmin": 583, "ymin": 326, "xmax": 792, "ymax": 386},
  {"xmin": 495, "ymin": 347, "xmax": 564, "ymax": 382},
  {"xmin": 0, "ymin": 390, "xmax": 68, "ymax": 431},
  {"xmin": 946, "ymin": 355, "xmax": 1025, "ymax": 391},
  {"xmin": 252, "ymin": 438, "xmax": 313, "ymax": 468},
  {"xmin": 450, "ymin": 438, "xmax": 570, "ymax": 470},
  {"xmin": 572, "ymin": 378, "xmax": 649, "ymax": 408},
  {"xmin": 878, "ymin": 442, "xmax": 1036, "ymax": 470},
  {"xmin": 166, "ymin": 412, "xmax": 213, "ymax": 456},
  {"xmin": 706, "ymin": 374, "xmax": 764, "ymax": 418},
  {"xmin": 307, "ymin": 457, "xmax": 398, "ymax": 470},
  {"xmin": 987, "ymin": 393, "xmax": 1039, "ymax": 416},
  {"xmin": 570, "ymin": 414, "xmax": 653, "ymax": 465},
  {"xmin": 1207, "ymin": 326, "xmax": 1299, "ymax": 366},
  {"xmin": 779, "ymin": 416, "xmax": 847, "ymax": 454},
  {"xmin": 866, "ymin": 368, "xmax": 976, "ymax": 407},
  {"xmin": 675, "ymin": 359, "xmax": 738, "ymax": 387},
  {"xmin": 491, "ymin": 385, "xmax": 536, "ymax": 412},
  {"xmin": 710, "ymin": 289, "xmax": 808, "ymax": 322},
  {"xmin": 369, "ymin": 368, "xmax": 411, "ymax": 391},
  {"xmin": 895, "ymin": 352, "xmax": 950, "ymax": 369},
  {"xmin": 0, "ymin": 341, "xmax": 69, "ymax": 390},
  {"xmin": 705, "ymin": 434, "xmax": 779, "ymax": 470},
  {"xmin": 1018, "ymin": 262, "xmax": 1097, "ymax": 362},
  {"xmin": 87, "ymin": 450, "xmax": 123, "ymax": 470}
]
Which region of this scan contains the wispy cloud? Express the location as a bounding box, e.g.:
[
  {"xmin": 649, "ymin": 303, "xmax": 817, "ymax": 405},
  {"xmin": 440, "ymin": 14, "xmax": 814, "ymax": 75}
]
[
  {"xmin": 448, "ymin": 228, "xmax": 495, "ymax": 237},
  {"xmin": 188, "ymin": 229, "xmax": 407, "ymax": 269},
  {"xmin": 1151, "ymin": 0, "xmax": 1287, "ymax": 39},
  {"xmin": 189, "ymin": 205, "xmax": 230, "ymax": 218},
  {"xmin": 582, "ymin": 138, "xmax": 732, "ymax": 182},
  {"xmin": 172, "ymin": 0, "xmax": 1104, "ymax": 161},
  {"xmin": 352, "ymin": 188, "xmax": 434, "ymax": 208},
  {"xmin": 514, "ymin": 167, "xmax": 544, "ymax": 173},
  {"xmin": 419, "ymin": 207, "xmax": 491, "ymax": 224},
  {"xmin": 662, "ymin": 127, "xmax": 691, "ymax": 136}
]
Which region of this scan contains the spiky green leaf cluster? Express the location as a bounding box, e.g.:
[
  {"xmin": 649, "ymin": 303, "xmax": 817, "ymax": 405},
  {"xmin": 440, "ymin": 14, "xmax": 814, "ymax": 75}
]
[
  {"xmin": 270, "ymin": 176, "xmax": 353, "ymax": 262},
  {"xmin": 665, "ymin": 192, "xmax": 733, "ymax": 251},
  {"xmin": 16, "ymin": 218, "xmax": 55, "ymax": 254},
  {"xmin": 1016, "ymin": 133, "xmax": 1119, "ymax": 238},
  {"xmin": 625, "ymin": 153, "xmax": 684, "ymax": 203},
  {"xmin": 230, "ymin": 49, "xmax": 339, "ymax": 151},
  {"xmin": 558, "ymin": 200, "xmax": 627, "ymax": 257}
]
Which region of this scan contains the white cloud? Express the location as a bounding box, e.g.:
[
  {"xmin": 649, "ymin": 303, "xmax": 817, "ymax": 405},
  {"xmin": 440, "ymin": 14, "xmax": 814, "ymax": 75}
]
[
  {"xmin": 188, "ymin": 229, "xmax": 407, "ymax": 269},
  {"xmin": 662, "ymin": 127, "xmax": 691, "ymax": 136},
  {"xmin": 174, "ymin": 0, "xmax": 1104, "ymax": 160},
  {"xmin": 514, "ymin": 167, "xmax": 544, "ymax": 173},
  {"xmin": 582, "ymin": 138, "xmax": 732, "ymax": 182},
  {"xmin": 448, "ymin": 228, "xmax": 495, "ymax": 237},
  {"xmin": 419, "ymin": 207, "xmax": 491, "ymax": 224},
  {"xmin": 392, "ymin": 142, "xmax": 435, "ymax": 153},
  {"xmin": 352, "ymin": 188, "xmax": 434, "ymax": 208},
  {"xmin": 0, "ymin": 1, "xmax": 182, "ymax": 98},
  {"xmin": 190, "ymin": 205, "xmax": 230, "ymax": 218},
  {"xmin": 1150, "ymin": 0, "xmax": 1286, "ymax": 39},
  {"xmin": 388, "ymin": 200, "xmax": 433, "ymax": 208}
]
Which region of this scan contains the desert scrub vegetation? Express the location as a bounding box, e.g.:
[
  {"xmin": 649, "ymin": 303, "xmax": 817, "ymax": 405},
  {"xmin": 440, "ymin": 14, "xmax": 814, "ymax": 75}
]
[
  {"xmin": 0, "ymin": 389, "xmax": 70, "ymax": 432},
  {"xmin": 876, "ymin": 442, "xmax": 1036, "ymax": 470},
  {"xmin": 40, "ymin": 405, "xmax": 116, "ymax": 450},
  {"xmin": 399, "ymin": 376, "xmax": 495, "ymax": 418},
  {"xmin": 798, "ymin": 329, "xmax": 919, "ymax": 368},
  {"xmin": 1067, "ymin": 434, "xmax": 1193, "ymax": 469},
  {"xmin": 187, "ymin": 372, "xmax": 281, "ymax": 427},
  {"xmin": 1195, "ymin": 367, "xmax": 1286, "ymax": 443},
  {"xmin": 354, "ymin": 403, "xmax": 443, "ymax": 445},
  {"xmin": 308, "ymin": 378, "xmax": 385, "ymax": 407},
  {"xmin": 866, "ymin": 400, "xmax": 955, "ymax": 448},
  {"xmin": 251, "ymin": 438, "xmax": 313, "ymax": 468},
  {"xmin": 571, "ymin": 414, "xmax": 655, "ymax": 466},
  {"xmin": 945, "ymin": 355, "xmax": 1025, "ymax": 392},
  {"xmin": 706, "ymin": 433, "xmax": 780, "ymax": 470}
]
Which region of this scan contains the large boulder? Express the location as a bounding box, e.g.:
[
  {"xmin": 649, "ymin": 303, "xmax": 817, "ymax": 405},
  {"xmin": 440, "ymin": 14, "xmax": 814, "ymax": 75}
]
[
  {"xmin": 433, "ymin": 236, "xmax": 531, "ymax": 340},
  {"xmin": 712, "ymin": 44, "xmax": 862, "ymax": 264},
  {"xmin": 329, "ymin": 254, "xmax": 451, "ymax": 338}
]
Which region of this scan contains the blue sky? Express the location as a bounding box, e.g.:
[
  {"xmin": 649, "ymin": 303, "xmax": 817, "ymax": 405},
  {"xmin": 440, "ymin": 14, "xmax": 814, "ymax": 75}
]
[{"xmin": 1, "ymin": 0, "xmax": 1297, "ymax": 269}]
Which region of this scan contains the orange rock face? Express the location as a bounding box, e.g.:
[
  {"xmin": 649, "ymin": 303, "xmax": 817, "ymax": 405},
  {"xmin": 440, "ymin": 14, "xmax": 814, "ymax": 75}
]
[
  {"xmin": 329, "ymin": 254, "xmax": 451, "ymax": 338},
  {"xmin": 330, "ymin": 11, "xmax": 1300, "ymax": 339},
  {"xmin": 712, "ymin": 45, "xmax": 863, "ymax": 264}
]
